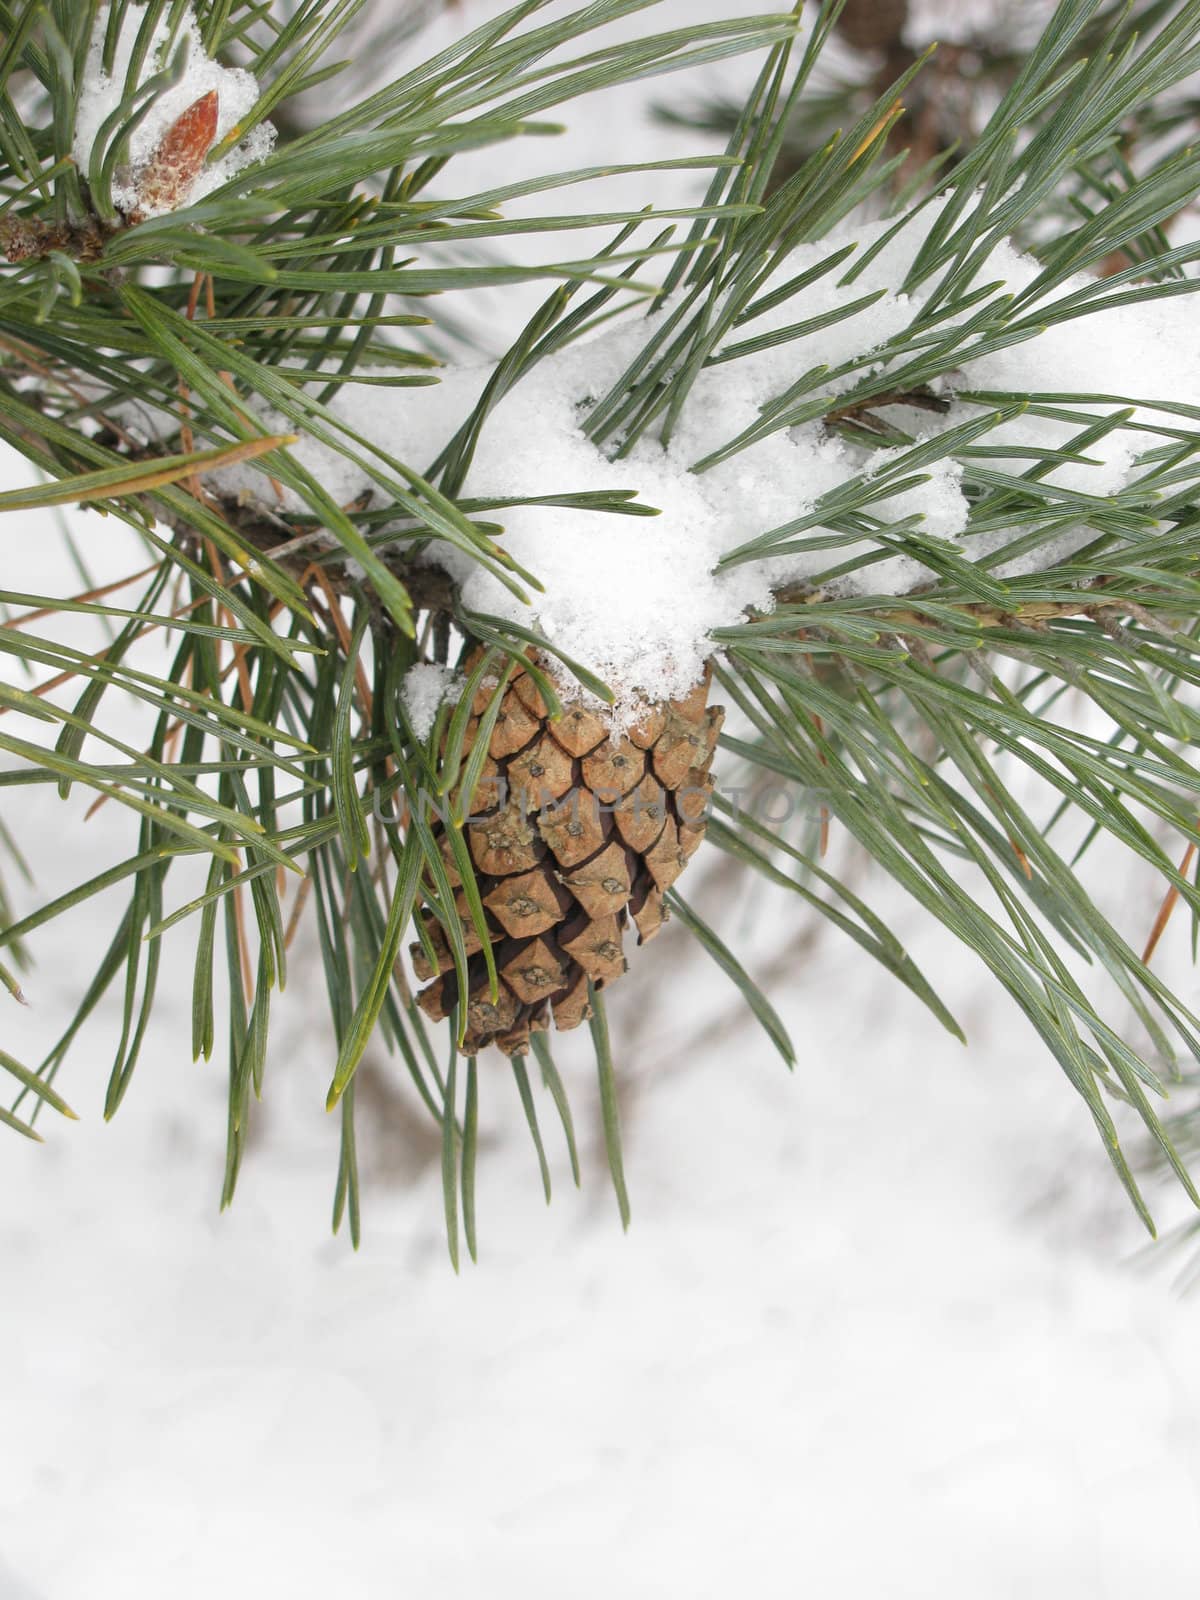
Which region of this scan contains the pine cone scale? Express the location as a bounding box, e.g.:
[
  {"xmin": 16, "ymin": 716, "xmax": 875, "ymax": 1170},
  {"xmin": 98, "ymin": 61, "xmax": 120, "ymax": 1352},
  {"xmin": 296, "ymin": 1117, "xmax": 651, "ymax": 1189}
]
[{"xmin": 413, "ymin": 655, "xmax": 720, "ymax": 1056}]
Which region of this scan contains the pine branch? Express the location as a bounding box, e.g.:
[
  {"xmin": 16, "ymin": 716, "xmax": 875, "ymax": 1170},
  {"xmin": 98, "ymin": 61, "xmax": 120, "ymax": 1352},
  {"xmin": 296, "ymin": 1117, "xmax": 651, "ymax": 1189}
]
[{"xmin": 4, "ymin": 0, "xmax": 1200, "ymax": 1252}]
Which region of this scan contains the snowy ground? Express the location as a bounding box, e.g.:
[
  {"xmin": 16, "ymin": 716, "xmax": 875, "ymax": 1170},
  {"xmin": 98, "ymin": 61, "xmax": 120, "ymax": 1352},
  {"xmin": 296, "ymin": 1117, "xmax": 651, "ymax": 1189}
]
[{"xmin": 4, "ymin": 3, "xmax": 1200, "ymax": 1597}]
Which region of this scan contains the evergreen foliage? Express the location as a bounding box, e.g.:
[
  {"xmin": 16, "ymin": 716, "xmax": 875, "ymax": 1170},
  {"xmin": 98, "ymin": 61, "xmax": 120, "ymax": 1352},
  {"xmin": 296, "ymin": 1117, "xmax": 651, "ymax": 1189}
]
[{"xmin": 4, "ymin": 0, "xmax": 1200, "ymax": 1250}]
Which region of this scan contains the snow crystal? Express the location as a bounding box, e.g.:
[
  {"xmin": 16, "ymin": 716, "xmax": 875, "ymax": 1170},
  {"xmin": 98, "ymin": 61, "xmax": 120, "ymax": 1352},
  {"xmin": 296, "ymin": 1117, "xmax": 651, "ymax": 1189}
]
[
  {"xmin": 201, "ymin": 202, "xmax": 1200, "ymax": 716},
  {"xmin": 402, "ymin": 663, "xmax": 461, "ymax": 741},
  {"xmin": 73, "ymin": 4, "xmax": 274, "ymax": 219}
]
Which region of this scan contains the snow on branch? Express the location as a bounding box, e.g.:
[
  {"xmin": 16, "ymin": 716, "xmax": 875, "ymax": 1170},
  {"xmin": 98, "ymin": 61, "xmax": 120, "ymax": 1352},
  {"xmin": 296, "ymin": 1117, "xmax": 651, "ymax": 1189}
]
[
  {"xmin": 73, "ymin": 3, "xmax": 274, "ymax": 221},
  {"xmin": 206, "ymin": 197, "xmax": 1200, "ymax": 717}
]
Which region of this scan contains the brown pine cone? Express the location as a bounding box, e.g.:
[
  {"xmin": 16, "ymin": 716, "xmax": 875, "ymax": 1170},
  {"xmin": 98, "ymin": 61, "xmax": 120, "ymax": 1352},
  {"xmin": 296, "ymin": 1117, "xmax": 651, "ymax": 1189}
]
[{"xmin": 412, "ymin": 654, "xmax": 723, "ymax": 1056}]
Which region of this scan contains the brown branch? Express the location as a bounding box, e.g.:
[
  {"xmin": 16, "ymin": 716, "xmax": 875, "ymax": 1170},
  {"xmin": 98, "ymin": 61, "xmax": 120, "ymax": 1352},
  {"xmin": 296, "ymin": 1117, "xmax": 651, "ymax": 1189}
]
[
  {"xmin": 768, "ymin": 575, "xmax": 1190, "ymax": 639},
  {"xmin": 836, "ymin": 0, "xmax": 911, "ymax": 59},
  {"xmin": 824, "ymin": 385, "xmax": 952, "ymax": 435},
  {"xmin": 151, "ymin": 481, "xmax": 461, "ymax": 617},
  {"xmin": 0, "ymin": 215, "xmax": 111, "ymax": 265}
]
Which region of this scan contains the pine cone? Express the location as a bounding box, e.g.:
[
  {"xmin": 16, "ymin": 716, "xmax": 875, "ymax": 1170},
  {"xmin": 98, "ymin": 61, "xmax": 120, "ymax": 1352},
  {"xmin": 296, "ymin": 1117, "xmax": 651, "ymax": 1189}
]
[{"xmin": 412, "ymin": 655, "xmax": 723, "ymax": 1056}]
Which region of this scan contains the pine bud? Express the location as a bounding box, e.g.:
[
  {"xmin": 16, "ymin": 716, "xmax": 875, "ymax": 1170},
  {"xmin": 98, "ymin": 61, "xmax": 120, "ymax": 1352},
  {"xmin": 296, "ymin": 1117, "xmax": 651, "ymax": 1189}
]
[{"xmin": 129, "ymin": 90, "xmax": 220, "ymax": 221}]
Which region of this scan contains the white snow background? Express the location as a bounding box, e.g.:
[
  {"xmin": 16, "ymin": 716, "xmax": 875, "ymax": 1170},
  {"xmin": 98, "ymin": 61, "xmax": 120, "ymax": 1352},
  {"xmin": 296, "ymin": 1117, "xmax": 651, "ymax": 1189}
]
[{"xmin": 3, "ymin": 2, "xmax": 1200, "ymax": 1596}]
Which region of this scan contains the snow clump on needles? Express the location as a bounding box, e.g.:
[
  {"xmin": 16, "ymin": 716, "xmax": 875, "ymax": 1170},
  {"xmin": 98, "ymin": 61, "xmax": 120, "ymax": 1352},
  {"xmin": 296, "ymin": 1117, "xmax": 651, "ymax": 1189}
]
[{"xmin": 73, "ymin": 3, "xmax": 274, "ymax": 220}]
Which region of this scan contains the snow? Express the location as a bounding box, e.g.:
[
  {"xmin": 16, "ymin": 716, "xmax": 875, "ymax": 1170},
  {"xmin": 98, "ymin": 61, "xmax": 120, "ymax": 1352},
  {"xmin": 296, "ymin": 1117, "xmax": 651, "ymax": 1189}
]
[
  {"xmin": 3, "ymin": 669, "xmax": 1200, "ymax": 1597},
  {"xmin": 6, "ymin": 5, "xmax": 1200, "ymax": 1595},
  {"xmin": 401, "ymin": 662, "xmax": 461, "ymax": 740},
  {"xmin": 73, "ymin": 4, "xmax": 274, "ymax": 219},
  {"xmin": 211, "ymin": 209, "xmax": 1200, "ymax": 717},
  {"xmin": 74, "ymin": 4, "xmax": 1191, "ymax": 721}
]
